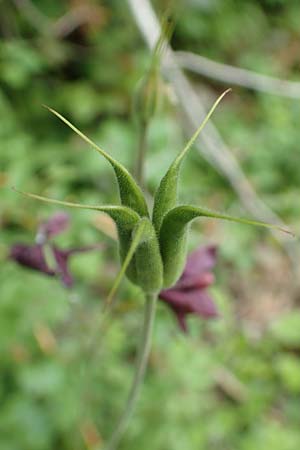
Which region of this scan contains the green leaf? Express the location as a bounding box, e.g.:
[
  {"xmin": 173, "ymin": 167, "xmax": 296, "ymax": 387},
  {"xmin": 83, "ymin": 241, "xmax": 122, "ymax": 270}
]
[
  {"xmin": 152, "ymin": 89, "xmax": 230, "ymax": 231},
  {"xmin": 44, "ymin": 106, "xmax": 149, "ymax": 217},
  {"xmin": 159, "ymin": 204, "xmax": 293, "ymax": 288}
]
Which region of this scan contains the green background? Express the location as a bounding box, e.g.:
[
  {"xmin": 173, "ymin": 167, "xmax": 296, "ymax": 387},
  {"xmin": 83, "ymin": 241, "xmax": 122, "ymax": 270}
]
[{"xmin": 1, "ymin": 1, "xmax": 300, "ymax": 449}]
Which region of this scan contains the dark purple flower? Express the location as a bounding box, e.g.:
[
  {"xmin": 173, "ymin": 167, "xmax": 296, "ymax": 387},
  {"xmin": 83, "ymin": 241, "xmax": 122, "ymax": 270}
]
[
  {"xmin": 10, "ymin": 244, "xmax": 55, "ymax": 277},
  {"xmin": 51, "ymin": 244, "xmax": 97, "ymax": 287},
  {"xmin": 159, "ymin": 245, "xmax": 218, "ymax": 332},
  {"xmin": 37, "ymin": 211, "xmax": 70, "ymax": 241},
  {"xmin": 10, "ymin": 212, "xmax": 96, "ymax": 287}
]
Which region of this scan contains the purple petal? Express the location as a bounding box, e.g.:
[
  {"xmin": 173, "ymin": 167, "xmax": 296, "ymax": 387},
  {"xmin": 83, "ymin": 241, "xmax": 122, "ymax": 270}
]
[
  {"xmin": 10, "ymin": 244, "xmax": 55, "ymax": 277},
  {"xmin": 52, "ymin": 246, "xmax": 74, "ymax": 288},
  {"xmin": 66, "ymin": 244, "xmax": 102, "ymax": 256},
  {"xmin": 37, "ymin": 212, "xmax": 70, "ymax": 241},
  {"xmin": 51, "ymin": 244, "xmax": 100, "ymax": 288},
  {"xmin": 184, "ymin": 245, "xmax": 217, "ymax": 276},
  {"xmin": 159, "ymin": 288, "xmax": 218, "ymax": 318},
  {"xmin": 175, "ymin": 311, "xmax": 188, "ymax": 333},
  {"xmin": 176, "ymin": 271, "xmax": 215, "ymax": 290},
  {"xmin": 177, "ymin": 245, "xmax": 217, "ymax": 289}
]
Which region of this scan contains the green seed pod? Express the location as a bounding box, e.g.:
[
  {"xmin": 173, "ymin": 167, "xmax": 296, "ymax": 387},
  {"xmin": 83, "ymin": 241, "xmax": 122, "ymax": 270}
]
[
  {"xmin": 152, "ymin": 90, "xmax": 230, "ymax": 232},
  {"xmin": 44, "ymin": 106, "xmax": 149, "ymax": 218},
  {"xmin": 133, "ymin": 218, "xmax": 163, "ymax": 294},
  {"xmin": 105, "ymin": 219, "xmax": 149, "ymax": 304},
  {"xmin": 159, "ymin": 206, "xmax": 189, "ymax": 288},
  {"xmin": 159, "ymin": 204, "xmax": 292, "ymax": 288},
  {"xmin": 112, "ymin": 210, "xmax": 141, "ymax": 284}
]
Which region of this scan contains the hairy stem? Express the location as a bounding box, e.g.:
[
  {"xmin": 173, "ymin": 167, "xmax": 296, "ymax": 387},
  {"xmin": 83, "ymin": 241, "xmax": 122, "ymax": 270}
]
[
  {"xmin": 135, "ymin": 123, "xmax": 148, "ymax": 189},
  {"xmin": 105, "ymin": 293, "xmax": 157, "ymax": 450}
]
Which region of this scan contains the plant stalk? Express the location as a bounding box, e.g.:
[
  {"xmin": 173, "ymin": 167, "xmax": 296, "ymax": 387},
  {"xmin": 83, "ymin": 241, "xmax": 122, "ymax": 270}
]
[
  {"xmin": 135, "ymin": 122, "xmax": 148, "ymax": 189},
  {"xmin": 105, "ymin": 292, "xmax": 157, "ymax": 450}
]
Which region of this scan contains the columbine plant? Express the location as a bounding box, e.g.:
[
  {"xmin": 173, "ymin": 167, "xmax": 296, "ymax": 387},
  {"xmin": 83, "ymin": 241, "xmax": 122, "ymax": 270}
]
[{"xmin": 15, "ymin": 88, "xmax": 292, "ymax": 449}]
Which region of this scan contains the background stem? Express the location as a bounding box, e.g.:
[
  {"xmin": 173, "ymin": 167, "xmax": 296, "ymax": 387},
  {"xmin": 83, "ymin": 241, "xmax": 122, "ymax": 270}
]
[
  {"xmin": 105, "ymin": 292, "xmax": 157, "ymax": 450},
  {"xmin": 135, "ymin": 123, "xmax": 148, "ymax": 189}
]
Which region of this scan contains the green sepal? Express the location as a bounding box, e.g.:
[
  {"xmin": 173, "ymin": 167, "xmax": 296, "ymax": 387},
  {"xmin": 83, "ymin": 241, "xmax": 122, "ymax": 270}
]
[
  {"xmin": 14, "ymin": 189, "xmax": 140, "ymax": 230},
  {"xmin": 159, "ymin": 204, "xmax": 293, "ymax": 288},
  {"xmin": 108, "ymin": 217, "xmax": 164, "ymax": 295},
  {"xmin": 44, "ymin": 106, "xmax": 149, "ymax": 218},
  {"xmin": 152, "ymin": 89, "xmax": 230, "ymax": 232},
  {"xmin": 133, "ymin": 218, "xmax": 163, "ymax": 294}
]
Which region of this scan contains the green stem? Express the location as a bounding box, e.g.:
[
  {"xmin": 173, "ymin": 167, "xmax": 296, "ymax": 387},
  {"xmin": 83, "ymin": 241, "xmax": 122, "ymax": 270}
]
[
  {"xmin": 105, "ymin": 293, "xmax": 157, "ymax": 450},
  {"xmin": 135, "ymin": 123, "xmax": 148, "ymax": 189}
]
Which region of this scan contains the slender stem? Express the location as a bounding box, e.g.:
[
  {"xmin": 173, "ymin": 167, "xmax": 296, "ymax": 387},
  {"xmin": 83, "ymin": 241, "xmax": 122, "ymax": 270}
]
[
  {"xmin": 135, "ymin": 122, "xmax": 148, "ymax": 189},
  {"xmin": 105, "ymin": 293, "xmax": 157, "ymax": 450}
]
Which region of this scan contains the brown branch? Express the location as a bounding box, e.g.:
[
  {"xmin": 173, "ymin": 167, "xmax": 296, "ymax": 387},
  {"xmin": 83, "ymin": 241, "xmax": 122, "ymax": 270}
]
[{"xmin": 12, "ymin": 0, "xmax": 104, "ymax": 38}]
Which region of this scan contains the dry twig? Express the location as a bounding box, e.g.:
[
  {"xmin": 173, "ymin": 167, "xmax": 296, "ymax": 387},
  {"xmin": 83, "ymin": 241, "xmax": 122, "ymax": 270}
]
[
  {"xmin": 176, "ymin": 50, "xmax": 300, "ymax": 98},
  {"xmin": 12, "ymin": 0, "xmax": 103, "ymax": 38}
]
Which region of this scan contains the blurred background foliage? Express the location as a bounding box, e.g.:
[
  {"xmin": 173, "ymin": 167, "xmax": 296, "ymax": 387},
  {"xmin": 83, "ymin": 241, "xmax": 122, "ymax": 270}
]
[{"xmin": 1, "ymin": 0, "xmax": 300, "ymax": 449}]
